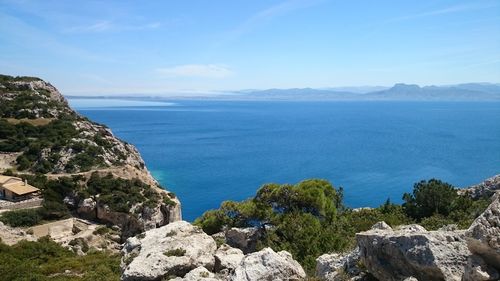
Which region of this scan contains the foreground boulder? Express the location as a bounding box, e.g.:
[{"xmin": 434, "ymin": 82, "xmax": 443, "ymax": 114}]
[
  {"xmin": 214, "ymin": 244, "xmax": 244, "ymax": 274},
  {"xmin": 121, "ymin": 221, "xmax": 217, "ymax": 281},
  {"xmin": 356, "ymin": 222, "xmax": 470, "ymax": 281},
  {"xmin": 230, "ymin": 247, "xmax": 306, "ymax": 281},
  {"xmin": 316, "ymin": 248, "xmax": 361, "ymax": 280},
  {"xmin": 171, "ymin": 267, "xmax": 221, "ymax": 281},
  {"xmin": 225, "ymin": 227, "xmax": 263, "ymax": 254},
  {"xmin": 464, "ymin": 193, "xmax": 500, "ymax": 280}
]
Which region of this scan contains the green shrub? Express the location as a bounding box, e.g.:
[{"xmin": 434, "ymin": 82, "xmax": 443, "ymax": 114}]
[
  {"xmin": 0, "ymin": 208, "xmax": 41, "ymax": 227},
  {"xmin": 163, "ymin": 248, "xmax": 186, "ymax": 257},
  {"xmin": 0, "ymin": 236, "xmax": 120, "ymax": 280}
]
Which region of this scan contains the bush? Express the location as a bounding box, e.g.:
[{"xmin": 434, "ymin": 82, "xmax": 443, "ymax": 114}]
[
  {"xmin": 402, "ymin": 179, "xmax": 458, "ymax": 220},
  {"xmin": 0, "ymin": 236, "xmax": 120, "ymax": 280},
  {"xmin": 163, "ymin": 248, "xmax": 186, "ymax": 257},
  {"xmin": 0, "ymin": 208, "xmax": 41, "ymax": 227},
  {"xmin": 402, "ymin": 179, "xmax": 490, "ymax": 227}
]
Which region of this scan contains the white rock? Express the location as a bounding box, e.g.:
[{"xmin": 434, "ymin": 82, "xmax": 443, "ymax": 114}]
[
  {"xmin": 316, "ymin": 248, "xmax": 360, "ymax": 280},
  {"xmin": 230, "ymin": 247, "xmax": 306, "ymax": 281},
  {"xmin": 356, "ymin": 222, "xmax": 470, "ymax": 281},
  {"xmin": 214, "ymin": 244, "xmax": 244, "ymax": 273},
  {"xmin": 170, "ymin": 266, "xmax": 221, "ymax": 281},
  {"xmin": 121, "ymin": 221, "xmax": 217, "ymax": 281}
]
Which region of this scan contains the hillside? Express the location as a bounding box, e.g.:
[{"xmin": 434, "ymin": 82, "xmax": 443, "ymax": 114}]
[{"xmin": 0, "ymin": 74, "xmax": 181, "ymax": 239}]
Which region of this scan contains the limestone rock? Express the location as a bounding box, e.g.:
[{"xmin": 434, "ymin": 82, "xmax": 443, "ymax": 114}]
[
  {"xmin": 171, "ymin": 266, "xmax": 221, "ymax": 281},
  {"xmin": 121, "ymin": 221, "xmax": 217, "ymax": 281},
  {"xmin": 316, "ymin": 248, "xmax": 360, "ymax": 280},
  {"xmin": 356, "ymin": 222, "xmax": 470, "ymax": 281},
  {"xmin": 230, "ymin": 247, "xmax": 306, "ymax": 281},
  {"xmin": 214, "ymin": 244, "xmax": 244, "ymax": 274},
  {"xmin": 371, "ymin": 221, "xmax": 392, "ymax": 231},
  {"xmin": 466, "ymin": 193, "xmax": 500, "ymax": 270},
  {"xmin": 77, "ymin": 198, "xmax": 97, "ymax": 220},
  {"xmin": 463, "ymin": 255, "xmax": 499, "ymax": 281},
  {"xmin": 0, "ymin": 221, "xmax": 36, "ymax": 245},
  {"xmin": 225, "ymin": 227, "xmax": 262, "ymax": 253},
  {"xmin": 460, "ymin": 174, "xmax": 500, "ymax": 199}
]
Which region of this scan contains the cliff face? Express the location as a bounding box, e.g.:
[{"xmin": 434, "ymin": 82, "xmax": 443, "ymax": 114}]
[{"xmin": 0, "ymin": 74, "xmax": 181, "ymax": 237}]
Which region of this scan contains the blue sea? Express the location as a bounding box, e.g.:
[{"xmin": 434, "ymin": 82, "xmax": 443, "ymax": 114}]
[{"xmin": 69, "ymin": 99, "xmax": 500, "ymax": 221}]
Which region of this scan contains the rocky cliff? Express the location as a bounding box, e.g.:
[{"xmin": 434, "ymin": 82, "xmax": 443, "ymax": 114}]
[{"xmin": 0, "ymin": 74, "xmax": 181, "ymax": 238}]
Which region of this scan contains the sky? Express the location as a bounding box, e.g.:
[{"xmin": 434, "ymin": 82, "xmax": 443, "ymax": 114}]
[{"xmin": 0, "ymin": 0, "xmax": 499, "ymax": 96}]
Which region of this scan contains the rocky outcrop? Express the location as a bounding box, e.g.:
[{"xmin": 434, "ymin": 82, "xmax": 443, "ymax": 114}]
[
  {"xmin": 316, "ymin": 248, "xmax": 361, "ymax": 281},
  {"xmin": 0, "ymin": 76, "xmax": 182, "ymax": 235},
  {"xmin": 459, "ymin": 175, "xmax": 500, "ymax": 199},
  {"xmin": 463, "ymin": 254, "xmax": 499, "ymax": 281},
  {"xmin": 171, "ymin": 267, "xmax": 221, "ymax": 281},
  {"xmin": 230, "ymin": 247, "xmax": 306, "ymax": 281},
  {"xmin": 464, "ymin": 193, "xmax": 500, "ymax": 279},
  {"xmin": 120, "ymin": 221, "xmax": 305, "ymax": 281},
  {"xmin": 121, "ymin": 221, "xmax": 217, "ymax": 281},
  {"xmin": 356, "ymin": 223, "xmax": 470, "ymax": 281},
  {"xmin": 214, "ymin": 244, "xmax": 244, "ymax": 274},
  {"xmin": 225, "ymin": 227, "xmax": 263, "ymax": 254}
]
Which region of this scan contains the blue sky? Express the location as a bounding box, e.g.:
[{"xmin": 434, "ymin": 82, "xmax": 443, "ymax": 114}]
[{"xmin": 1, "ymin": 0, "xmax": 499, "ymax": 95}]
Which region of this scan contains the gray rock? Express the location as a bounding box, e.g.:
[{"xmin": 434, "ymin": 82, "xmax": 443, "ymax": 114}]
[
  {"xmin": 466, "ymin": 193, "xmax": 500, "ymax": 271},
  {"xmin": 121, "ymin": 221, "xmax": 217, "ymax": 281},
  {"xmin": 77, "ymin": 198, "xmax": 97, "ymax": 220},
  {"xmin": 225, "ymin": 227, "xmax": 262, "ymax": 254},
  {"xmin": 463, "ymin": 255, "xmax": 499, "ymax": 281},
  {"xmin": 230, "ymin": 247, "xmax": 306, "ymax": 281},
  {"xmin": 214, "ymin": 244, "xmax": 244, "ymax": 274},
  {"xmin": 459, "ymin": 174, "xmax": 500, "ymax": 199},
  {"xmin": 316, "ymin": 248, "xmax": 361, "ymax": 280},
  {"xmin": 356, "ymin": 222, "xmax": 470, "ymax": 281},
  {"xmin": 371, "ymin": 221, "xmax": 392, "ymax": 231},
  {"xmin": 171, "ymin": 266, "xmax": 221, "ymax": 281}
]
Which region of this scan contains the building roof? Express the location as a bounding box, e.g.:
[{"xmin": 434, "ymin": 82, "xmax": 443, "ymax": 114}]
[
  {"xmin": 0, "ymin": 175, "xmax": 40, "ymax": 195},
  {"xmin": 2, "ymin": 181, "xmax": 40, "ymax": 195},
  {"xmin": 0, "ymin": 175, "xmax": 22, "ymax": 185}
]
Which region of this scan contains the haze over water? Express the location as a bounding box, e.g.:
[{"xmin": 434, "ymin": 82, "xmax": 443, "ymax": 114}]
[{"xmin": 71, "ymin": 99, "xmax": 500, "ymax": 221}]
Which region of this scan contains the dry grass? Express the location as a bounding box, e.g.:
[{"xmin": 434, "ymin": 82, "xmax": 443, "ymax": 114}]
[{"xmin": 4, "ymin": 118, "xmax": 53, "ymax": 126}]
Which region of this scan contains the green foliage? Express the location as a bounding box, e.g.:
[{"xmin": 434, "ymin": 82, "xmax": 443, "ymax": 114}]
[
  {"xmin": 163, "ymin": 248, "xmax": 186, "ymax": 257},
  {"xmin": 195, "ymin": 179, "xmax": 354, "ymax": 274},
  {"xmin": 195, "ymin": 178, "xmax": 489, "ymax": 275},
  {"xmin": 402, "ymin": 179, "xmax": 458, "ymax": 219},
  {"xmin": 0, "ymin": 236, "xmax": 120, "ymax": 281},
  {"xmin": 0, "ymin": 208, "xmax": 42, "ymax": 227},
  {"xmin": 402, "ymin": 179, "xmax": 490, "ymax": 229},
  {"xmin": 87, "ymin": 172, "xmax": 159, "ymax": 213},
  {"xmin": 420, "ymin": 214, "xmax": 455, "ymax": 230}
]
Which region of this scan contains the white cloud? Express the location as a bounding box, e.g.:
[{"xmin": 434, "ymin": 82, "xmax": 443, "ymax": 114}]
[
  {"xmin": 64, "ymin": 20, "xmax": 162, "ymax": 33},
  {"xmin": 156, "ymin": 64, "xmax": 232, "ymax": 78},
  {"xmin": 388, "ymin": 2, "xmax": 499, "ymax": 23}
]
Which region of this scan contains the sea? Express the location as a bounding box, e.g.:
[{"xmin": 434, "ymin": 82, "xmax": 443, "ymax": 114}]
[{"xmin": 69, "ymin": 99, "xmax": 500, "ymax": 221}]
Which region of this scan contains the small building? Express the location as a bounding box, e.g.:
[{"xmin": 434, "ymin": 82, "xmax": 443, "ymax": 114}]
[{"xmin": 0, "ymin": 175, "xmax": 40, "ymax": 201}]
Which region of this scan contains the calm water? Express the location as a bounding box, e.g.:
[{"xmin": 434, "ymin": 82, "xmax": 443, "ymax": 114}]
[{"xmin": 70, "ymin": 99, "xmax": 500, "ymax": 221}]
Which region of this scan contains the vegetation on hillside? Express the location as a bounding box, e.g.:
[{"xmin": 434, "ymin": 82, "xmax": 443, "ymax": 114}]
[
  {"xmin": 0, "ymin": 172, "xmax": 174, "ymax": 228},
  {"xmin": 0, "ymin": 236, "xmax": 120, "ymax": 281},
  {"xmin": 0, "ymin": 74, "xmax": 129, "ymax": 173},
  {"xmin": 195, "ymin": 178, "xmax": 490, "ymax": 274}
]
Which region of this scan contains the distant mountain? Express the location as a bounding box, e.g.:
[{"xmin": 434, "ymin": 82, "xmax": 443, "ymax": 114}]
[
  {"xmin": 234, "ymin": 83, "xmax": 500, "ymax": 101},
  {"xmin": 364, "ymin": 83, "xmax": 500, "ymax": 101},
  {"xmin": 64, "ymin": 83, "xmax": 500, "ymax": 102}
]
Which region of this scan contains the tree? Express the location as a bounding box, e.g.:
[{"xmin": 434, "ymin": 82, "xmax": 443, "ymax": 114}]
[{"xmin": 402, "ymin": 179, "xmax": 458, "ymax": 220}]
